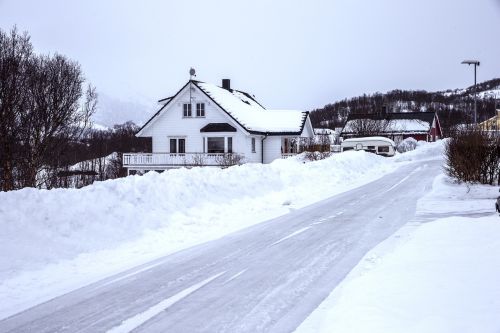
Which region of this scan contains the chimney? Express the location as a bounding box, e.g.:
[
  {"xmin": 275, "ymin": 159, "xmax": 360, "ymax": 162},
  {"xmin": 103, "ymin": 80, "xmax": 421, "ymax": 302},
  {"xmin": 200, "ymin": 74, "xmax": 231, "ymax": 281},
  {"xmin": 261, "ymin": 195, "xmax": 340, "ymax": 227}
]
[{"xmin": 222, "ymin": 79, "xmax": 231, "ymax": 90}]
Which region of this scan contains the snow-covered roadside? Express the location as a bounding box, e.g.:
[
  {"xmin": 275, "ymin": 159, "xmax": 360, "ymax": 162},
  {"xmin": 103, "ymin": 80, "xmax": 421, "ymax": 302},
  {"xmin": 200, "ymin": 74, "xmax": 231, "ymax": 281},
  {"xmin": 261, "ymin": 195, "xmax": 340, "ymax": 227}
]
[
  {"xmin": 296, "ymin": 161, "xmax": 500, "ymax": 333},
  {"xmin": 0, "ymin": 142, "xmax": 442, "ymax": 320}
]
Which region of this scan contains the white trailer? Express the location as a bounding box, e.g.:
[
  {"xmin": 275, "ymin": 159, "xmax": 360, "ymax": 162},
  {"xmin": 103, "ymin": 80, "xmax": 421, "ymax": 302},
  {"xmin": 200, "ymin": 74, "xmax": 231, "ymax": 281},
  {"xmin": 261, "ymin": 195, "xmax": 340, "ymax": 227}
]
[{"xmin": 340, "ymin": 136, "xmax": 396, "ymax": 157}]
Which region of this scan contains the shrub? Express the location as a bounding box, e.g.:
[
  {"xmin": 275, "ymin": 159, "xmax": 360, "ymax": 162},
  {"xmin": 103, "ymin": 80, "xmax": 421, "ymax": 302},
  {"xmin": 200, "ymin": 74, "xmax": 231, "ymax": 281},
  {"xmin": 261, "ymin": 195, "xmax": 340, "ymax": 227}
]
[
  {"xmin": 396, "ymin": 137, "xmax": 418, "ymax": 153},
  {"xmin": 445, "ymin": 129, "xmax": 500, "ymax": 185}
]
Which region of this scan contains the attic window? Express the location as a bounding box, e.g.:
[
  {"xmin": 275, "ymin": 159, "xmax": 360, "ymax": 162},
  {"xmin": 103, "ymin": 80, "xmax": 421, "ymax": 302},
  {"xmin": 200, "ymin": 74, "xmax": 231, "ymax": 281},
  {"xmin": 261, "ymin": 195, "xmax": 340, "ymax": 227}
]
[
  {"xmin": 196, "ymin": 103, "xmax": 205, "ymax": 117},
  {"xmin": 183, "ymin": 103, "xmax": 192, "ymax": 117}
]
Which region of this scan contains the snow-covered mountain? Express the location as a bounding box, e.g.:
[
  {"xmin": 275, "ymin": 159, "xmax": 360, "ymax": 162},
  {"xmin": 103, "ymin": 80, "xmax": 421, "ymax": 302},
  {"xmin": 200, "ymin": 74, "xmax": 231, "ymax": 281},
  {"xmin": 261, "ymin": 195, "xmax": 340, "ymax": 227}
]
[{"xmin": 311, "ymin": 78, "xmax": 500, "ymax": 128}]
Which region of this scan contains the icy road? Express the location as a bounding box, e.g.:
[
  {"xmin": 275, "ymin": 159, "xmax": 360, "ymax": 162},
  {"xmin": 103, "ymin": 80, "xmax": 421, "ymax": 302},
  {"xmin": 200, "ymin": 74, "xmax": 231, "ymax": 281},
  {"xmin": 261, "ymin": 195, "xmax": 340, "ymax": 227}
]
[{"xmin": 0, "ymin": 160, "xmax": 441, "ymax": 333}]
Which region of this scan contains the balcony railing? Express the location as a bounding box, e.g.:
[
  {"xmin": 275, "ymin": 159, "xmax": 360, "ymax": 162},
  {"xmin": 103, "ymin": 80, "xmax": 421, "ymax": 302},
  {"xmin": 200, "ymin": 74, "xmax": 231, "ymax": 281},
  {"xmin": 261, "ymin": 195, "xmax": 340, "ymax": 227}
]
[{"xmin": 123, "ymin": 153, "xmax": 244, "ymax": 168}]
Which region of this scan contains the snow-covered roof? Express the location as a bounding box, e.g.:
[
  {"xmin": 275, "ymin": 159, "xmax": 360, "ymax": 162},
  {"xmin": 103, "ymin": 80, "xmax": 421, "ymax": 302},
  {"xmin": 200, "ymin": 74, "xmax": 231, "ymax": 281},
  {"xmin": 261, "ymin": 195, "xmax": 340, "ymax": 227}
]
[
  {"xmin": 342, "ymin": 136, "xmax": 396, "ymax": 145},
  {"xmin": 314, "ymin": 128, "xmax": 335, "ymax": 135},
  {"xmin": 342, "ymin": 112, "xmax": 436, "ymax": 135},
  {"xmin": 195, "ymin": 81, "xmax": 308, "ymax": 134}
]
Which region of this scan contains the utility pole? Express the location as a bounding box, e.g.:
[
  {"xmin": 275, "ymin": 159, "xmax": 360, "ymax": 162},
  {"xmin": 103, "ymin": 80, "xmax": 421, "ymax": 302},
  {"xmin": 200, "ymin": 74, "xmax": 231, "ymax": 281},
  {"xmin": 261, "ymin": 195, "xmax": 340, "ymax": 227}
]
[{"xmin": 461, "ymin": 60, "xmax": 480, "ymax": 124}]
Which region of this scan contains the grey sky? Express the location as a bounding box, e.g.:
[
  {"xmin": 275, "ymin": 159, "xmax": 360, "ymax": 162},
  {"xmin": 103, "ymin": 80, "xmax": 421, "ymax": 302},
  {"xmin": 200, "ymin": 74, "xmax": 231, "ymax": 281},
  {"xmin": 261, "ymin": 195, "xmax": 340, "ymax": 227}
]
[{"xmin": 1, "ymin": 0, "xmax": 500, "ymax": 125}]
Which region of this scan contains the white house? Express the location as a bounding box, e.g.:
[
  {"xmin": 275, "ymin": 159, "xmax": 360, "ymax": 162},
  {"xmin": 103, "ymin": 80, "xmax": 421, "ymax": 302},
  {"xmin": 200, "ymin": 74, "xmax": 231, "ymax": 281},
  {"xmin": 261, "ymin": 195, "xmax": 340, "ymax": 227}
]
[{"xmin": 123, "ymin": 79, "xmax": 314, "ymax": 173}]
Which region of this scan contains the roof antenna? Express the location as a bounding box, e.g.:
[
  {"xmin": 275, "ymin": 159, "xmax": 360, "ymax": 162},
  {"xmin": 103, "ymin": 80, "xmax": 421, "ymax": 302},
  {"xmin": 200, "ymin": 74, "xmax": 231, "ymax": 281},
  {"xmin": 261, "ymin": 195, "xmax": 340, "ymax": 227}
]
[{"xmin": 189, "ymin": 68, "xmax": 196, "ymax": 108}]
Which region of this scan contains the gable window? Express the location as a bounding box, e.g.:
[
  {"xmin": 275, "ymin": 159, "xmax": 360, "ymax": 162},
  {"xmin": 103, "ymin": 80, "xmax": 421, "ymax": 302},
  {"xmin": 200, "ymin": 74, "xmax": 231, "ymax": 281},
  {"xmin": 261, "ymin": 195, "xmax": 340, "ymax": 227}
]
[
  {"xmin": 170, "ymin": 138, "xmax": 186, "ymax": 153},
  {"xmin": 251, "ymin": 138, "xmax": 256, "ymax": 153},
  {"xmin": 196, "ymin": 103, "xmax": 205, "ymax": 117},
  {"xmin": 207, "ymin": 137, "xmax": 225, "ymax": 153},
  {"xmin": 183, "ymin": 103, "xmax": 192, "ymax": 117}
]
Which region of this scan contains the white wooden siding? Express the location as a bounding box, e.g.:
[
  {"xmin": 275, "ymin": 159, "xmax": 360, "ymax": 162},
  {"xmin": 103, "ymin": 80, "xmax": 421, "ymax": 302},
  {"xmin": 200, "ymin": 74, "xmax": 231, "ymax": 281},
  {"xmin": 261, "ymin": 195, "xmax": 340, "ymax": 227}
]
[
  {"xmin": 138, "ymin": 83, "xmax": 313, "ymax": 165},
  {"xmin": 263, "ymin": 136, "xmax": 282, "ymax": 163},
  {"xmin": 141, "ymin": 87, "xmax": 249, "ymax": 155}
]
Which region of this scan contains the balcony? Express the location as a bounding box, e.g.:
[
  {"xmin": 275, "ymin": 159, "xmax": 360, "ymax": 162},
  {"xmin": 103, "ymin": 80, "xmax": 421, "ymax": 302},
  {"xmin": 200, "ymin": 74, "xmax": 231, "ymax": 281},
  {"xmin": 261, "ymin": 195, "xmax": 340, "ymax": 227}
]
[{"xmin": 123, "ymin": 152, "xmax": 244, "ymax": 169}]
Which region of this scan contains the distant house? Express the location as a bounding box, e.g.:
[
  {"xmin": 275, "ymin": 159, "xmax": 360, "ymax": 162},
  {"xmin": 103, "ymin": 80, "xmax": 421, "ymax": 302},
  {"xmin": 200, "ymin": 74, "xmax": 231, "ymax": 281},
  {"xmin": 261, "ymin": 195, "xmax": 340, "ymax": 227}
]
[
  {"xmin": 340, "ymin": 111, "xmax": 442, "ymax": 143},
  {"xmin": 478, "ymin": 109, "xmax": 500, "ymax": 133},
  {"xmin": 123, "ymin": 79, "xmax": 314, "ymax": 174}
]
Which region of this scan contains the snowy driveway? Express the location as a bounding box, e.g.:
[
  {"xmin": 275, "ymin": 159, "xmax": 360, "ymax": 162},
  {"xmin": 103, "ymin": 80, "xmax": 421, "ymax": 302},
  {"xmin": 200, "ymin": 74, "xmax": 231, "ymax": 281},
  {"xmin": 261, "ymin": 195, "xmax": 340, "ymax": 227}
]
[{"xmin": 0, "ymin": 159, "xmax": 441, "ymax": 333}]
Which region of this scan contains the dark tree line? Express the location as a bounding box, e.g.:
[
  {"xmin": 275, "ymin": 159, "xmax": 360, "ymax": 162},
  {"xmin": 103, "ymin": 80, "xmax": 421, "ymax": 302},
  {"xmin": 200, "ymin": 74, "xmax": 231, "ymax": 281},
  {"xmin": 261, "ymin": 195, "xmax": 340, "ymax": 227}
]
[
  {"xmin": 310, "ymin": 78, "xmax": 500, "ymax": 136},
  {"xmin": 49, "ymin": 122, "xmax": 151, "ymax": 188}
]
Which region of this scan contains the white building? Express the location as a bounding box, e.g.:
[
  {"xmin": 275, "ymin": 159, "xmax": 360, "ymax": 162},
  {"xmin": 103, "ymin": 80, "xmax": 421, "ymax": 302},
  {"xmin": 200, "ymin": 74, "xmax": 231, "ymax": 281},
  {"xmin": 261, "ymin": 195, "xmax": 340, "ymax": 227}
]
[{"xmin": 123, "ymin": 79, "xmax": 314, "ymax": 173}]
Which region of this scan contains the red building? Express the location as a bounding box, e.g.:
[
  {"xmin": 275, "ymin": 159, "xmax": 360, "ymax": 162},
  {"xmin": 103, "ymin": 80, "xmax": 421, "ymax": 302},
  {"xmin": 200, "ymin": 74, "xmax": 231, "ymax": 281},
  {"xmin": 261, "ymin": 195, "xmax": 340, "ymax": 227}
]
[{"xmin": 341, "ymin": 112, "xmax": 442, "ymax": 143}]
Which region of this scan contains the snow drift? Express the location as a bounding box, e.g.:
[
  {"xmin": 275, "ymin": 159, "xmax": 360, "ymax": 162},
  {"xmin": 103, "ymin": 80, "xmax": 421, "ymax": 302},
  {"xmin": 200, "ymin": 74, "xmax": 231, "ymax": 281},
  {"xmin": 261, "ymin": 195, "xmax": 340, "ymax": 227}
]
[
  {"xmin": 0, "ymin": 142, "xmax": 444, "ymax": 319},
  {"xmin": 0, "ymin": 151, "xmax": 398, "ymax": 279}
]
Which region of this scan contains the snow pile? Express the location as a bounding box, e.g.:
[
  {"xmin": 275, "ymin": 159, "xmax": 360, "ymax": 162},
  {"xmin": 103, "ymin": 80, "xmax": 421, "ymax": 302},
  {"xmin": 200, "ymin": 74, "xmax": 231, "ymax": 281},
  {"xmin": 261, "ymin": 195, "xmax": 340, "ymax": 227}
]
[
  {"xmin": 0, "ymin": 149, "xmax": 405, "ymax": 318},
  {"xmin": 296, "ymin": 157, "xmax": 500, "ymax": 333},
  {"xmin": 297, "ymin": 216, "xmax": 500, "ymax": 333},
  {"xmin": 0, "ymin": 152, "xmax": 396, "ymax": 278},
  {"xmin": 394, "ymin": 139, "xmax": 446, "ymax": 162}
]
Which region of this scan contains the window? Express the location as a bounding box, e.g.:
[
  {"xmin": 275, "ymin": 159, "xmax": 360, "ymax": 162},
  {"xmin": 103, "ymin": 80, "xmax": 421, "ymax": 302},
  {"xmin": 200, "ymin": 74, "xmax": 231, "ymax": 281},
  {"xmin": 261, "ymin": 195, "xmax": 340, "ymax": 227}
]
[
  {"xmin": 378, "ymin": 146, "xmax": 389, "ymax": 153},
  {"xmin": 170, "ymin": 139, "xmax": 177, "ymax": 153},
  {"xmin": 196, "ymin": 103, "xmax": 205, "ymax": 117},
  {"xmin": 251, "ymin": 138, "xmax": 256, "ymax": 153},
  {"xmin": 178, "ymin": 139, "xmax": 185, "ymax": 153},
  {"xmin": 170, "ymin": 138, "xmax": 186, "ymax": 153},
  {"xmin": 207, "ymin": 137, "xmax": 225, "ymax": 153},
  {"xmin": 183, "ymin": 103, "xmax": 192, "ymax": 117},
  {"xmin": 228, "ymin": 137, "xmax": 233, "ymax": 153}
]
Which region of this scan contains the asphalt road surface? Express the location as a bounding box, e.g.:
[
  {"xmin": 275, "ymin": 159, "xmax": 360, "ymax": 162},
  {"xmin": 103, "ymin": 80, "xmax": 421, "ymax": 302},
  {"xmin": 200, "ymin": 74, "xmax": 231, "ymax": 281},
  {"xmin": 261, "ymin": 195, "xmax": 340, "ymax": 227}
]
[{"xmin": 0, "ymin": 159, "xmax": 441, "ymax": 333}]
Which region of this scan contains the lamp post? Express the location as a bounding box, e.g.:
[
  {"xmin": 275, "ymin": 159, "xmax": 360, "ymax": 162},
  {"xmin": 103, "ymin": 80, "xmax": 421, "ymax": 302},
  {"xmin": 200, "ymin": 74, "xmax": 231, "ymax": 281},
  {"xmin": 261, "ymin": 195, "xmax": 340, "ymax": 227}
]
[{"xmin": 461, "ymin": 60, "xmax": 480, "ymax": 124}]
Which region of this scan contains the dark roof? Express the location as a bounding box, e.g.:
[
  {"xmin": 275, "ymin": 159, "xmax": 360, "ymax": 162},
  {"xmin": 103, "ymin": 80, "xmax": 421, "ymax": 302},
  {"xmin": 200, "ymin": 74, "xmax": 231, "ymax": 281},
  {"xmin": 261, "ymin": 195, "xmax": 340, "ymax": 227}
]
[
  {"xmin": 200, "ymin": 123, "xmax": 237, "ymax": 132},
  {"xmin": 346, "ymin": 112, "xmax": 436, "ymax": 124},
  {"xmin": 157, "ymin": 96, "xmax": 174, "ymax": 103}
]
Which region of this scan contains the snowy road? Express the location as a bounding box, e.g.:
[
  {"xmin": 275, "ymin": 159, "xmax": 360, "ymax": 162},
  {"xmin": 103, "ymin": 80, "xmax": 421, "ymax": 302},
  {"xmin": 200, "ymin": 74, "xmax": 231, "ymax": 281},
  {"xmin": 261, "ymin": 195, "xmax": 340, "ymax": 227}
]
[{"xmin": 0, "ymin": 159, "xmax": 441, "ymax": 333}]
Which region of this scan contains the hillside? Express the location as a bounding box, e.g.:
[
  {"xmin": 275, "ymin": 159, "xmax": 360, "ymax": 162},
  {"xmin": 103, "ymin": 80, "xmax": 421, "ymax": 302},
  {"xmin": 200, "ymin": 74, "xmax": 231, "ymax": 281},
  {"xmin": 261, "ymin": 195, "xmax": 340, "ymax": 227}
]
[{"xmin": 310, "ymin": 78, "xmax": 500, "ymax": 135}]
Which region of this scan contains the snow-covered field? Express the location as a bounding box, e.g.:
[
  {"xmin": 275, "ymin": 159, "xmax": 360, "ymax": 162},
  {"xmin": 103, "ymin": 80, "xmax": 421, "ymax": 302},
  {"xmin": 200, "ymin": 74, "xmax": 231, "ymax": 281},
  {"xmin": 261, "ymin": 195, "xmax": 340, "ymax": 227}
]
[
  {"xmin": 296, "ymin": 158, "xmax": 500, "ymax": 333},
  {"xmin": 0, "ymin": 141, "xmax": 444, "ymax": 321}
]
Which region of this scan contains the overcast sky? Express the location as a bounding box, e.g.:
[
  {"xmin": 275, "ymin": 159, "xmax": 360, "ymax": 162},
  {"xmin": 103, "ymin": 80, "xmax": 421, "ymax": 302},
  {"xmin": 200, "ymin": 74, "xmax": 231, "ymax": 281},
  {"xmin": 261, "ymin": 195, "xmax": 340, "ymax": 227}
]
[{"xmin": 1, "ymin": 0, "xmax": 500, "ymax": 124}]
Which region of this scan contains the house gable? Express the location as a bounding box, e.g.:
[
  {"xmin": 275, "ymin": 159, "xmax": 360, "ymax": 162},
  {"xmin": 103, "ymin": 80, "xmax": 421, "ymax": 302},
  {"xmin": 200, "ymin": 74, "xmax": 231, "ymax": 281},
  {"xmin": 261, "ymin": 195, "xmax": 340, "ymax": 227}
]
[
  {"xmin": 136, "ymin": 81, "xmax": 249, "ymax": 138},
  {"xmin": 138, "ymin": 79, "xmax": 312, "ymax": 138}
]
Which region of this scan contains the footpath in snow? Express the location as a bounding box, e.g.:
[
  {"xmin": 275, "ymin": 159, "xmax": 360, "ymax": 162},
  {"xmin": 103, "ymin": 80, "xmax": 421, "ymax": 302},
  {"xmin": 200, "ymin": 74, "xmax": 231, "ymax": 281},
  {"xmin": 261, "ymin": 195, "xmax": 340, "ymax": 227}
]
[
  {"xmin": 0, "ymin": 141, "xmax": 440, "ymax": 320},
  {"xmin": 296, "ymin": 155, "xmax": 500, "ymax": 333}
]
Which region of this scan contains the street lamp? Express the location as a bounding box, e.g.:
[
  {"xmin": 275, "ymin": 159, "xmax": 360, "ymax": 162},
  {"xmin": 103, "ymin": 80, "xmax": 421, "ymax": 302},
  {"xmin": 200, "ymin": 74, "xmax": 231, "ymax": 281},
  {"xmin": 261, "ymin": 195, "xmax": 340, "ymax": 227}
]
[{"xmin": 461, "ymin": 60, "xmax": 480, "ymax": 124}]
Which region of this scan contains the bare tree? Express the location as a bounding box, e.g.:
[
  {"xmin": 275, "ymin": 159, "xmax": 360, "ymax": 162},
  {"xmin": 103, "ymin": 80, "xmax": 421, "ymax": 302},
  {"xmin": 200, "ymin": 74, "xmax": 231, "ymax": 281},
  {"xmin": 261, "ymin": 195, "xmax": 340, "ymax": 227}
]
[
  {"xmin": 0, "ymin": 27, "xmax": 33, "ymax": 191},
  {"xmin": 0, "ymin": 27, "xmax": 96, "ymax": 190},
  {"xmin": 346, "ymin": 118, "xmax": 391, "ymax": 137},
  {"xmin": 216, "ymin": 153, "xmax": 244, "ymax": 168}
]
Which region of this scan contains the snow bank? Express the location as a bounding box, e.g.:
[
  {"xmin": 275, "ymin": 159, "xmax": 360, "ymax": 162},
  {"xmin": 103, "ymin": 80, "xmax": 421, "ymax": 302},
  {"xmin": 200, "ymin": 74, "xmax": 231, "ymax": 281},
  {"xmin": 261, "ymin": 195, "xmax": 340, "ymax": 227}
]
[
  {"xmin": 0, "ymin": 149, "xmax": 402, "ymax": 318},
  {"xmin": 0, "ymin": 152, "xmax": 396, "ymax": 278},
  {"xmin": 296, "ymin": 152, "xmax": 500, "ymax": 333},
  {"xmin": 296, "ymin": 215, "xmax": 500, "ymax": 333}
]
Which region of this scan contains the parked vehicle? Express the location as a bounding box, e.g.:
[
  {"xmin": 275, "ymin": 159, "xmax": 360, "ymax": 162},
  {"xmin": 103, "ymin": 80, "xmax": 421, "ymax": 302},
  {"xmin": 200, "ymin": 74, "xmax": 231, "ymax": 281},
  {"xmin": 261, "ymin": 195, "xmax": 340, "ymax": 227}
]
[{"xmin": 340, "ymin": 137, "xmax": 396, "ymax": 157}]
